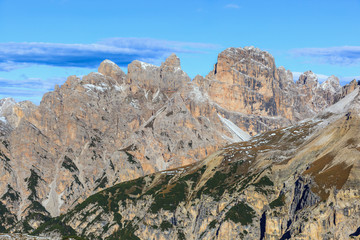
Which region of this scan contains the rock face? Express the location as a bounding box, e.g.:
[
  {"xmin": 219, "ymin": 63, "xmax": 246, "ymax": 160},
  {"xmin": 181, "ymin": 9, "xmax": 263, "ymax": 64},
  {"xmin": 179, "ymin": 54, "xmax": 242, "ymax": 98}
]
[
  {"xmin": 126, "ymin": 53, "xmax": 190, "ymax": 93},
  {"xmin": 341, "ymin": 79, "xmax": 360, "ymax": 98},
  {"xmin": 196, "ymin": 47, "xmax": 346, "ymax": 134},
  {"xmin": 0, "ymin": 47, "xmax": 353, "ymax": 234},
  {"xmin": 30, "ymin": 89, "xmax": 360, "ymax": 240}
]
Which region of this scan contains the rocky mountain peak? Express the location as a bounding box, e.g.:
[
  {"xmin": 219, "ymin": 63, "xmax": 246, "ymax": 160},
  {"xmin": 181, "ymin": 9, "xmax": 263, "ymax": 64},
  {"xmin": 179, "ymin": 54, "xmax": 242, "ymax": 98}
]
[
  {"xmin": 341, "ymin": 79, "xmax": 360, "ymax": 98},
  {"xmin": 0, "ymin": 98, "xmax": 16, "ymax": 115},
  {"xmin": 127, "ymin": 55, "xmax": 189, "ymax": 93},
  {"xmin": 207, "ymin": 47, "xmax": 276, "ymax": 84},
  {"xmin": 297, "ymin": 70, "xmax": 319, "ymax": 88},
  {"xmin": 98, "ymin": 59, "xmax": 126, "ymax": 84},
  {"xmin": 0, "ymin": 46, "xmax": 356, "ymax": 236},
  {"xmin": 161, "ymin": 53, "xmax": 181, "ymax": 69},
  {"xmin": 321, "ymin": 75, "xmax": 341, "ymax": 93},
  {"xmin": 62, "ymin": 75, "xmax": 81, "ymax": 89}
]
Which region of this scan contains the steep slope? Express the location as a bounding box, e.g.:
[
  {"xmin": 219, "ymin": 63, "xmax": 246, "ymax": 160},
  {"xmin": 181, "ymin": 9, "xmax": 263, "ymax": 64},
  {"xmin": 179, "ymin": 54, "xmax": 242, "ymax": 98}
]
[
  {"xmin": 0, "ymin": 54, "xmax": 251, "ymax": 232},
  {"xmin": 31, "ymin": 88, "xmax": 360, "ymax": 240},
  {"xmin": 0, "ymin": 47, "xmax": 353, "ymax": 233},
  {"xmin": 196, "ymin": 47, "xmax": 345, "ymax": 134}
]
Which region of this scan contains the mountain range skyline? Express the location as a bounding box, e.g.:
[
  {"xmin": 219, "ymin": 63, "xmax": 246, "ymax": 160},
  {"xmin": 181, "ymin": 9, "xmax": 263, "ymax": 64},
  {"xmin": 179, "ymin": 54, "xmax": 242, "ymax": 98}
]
[{"xmin": 1, "ymin": 0, "xmax": 360, "ymax": 103}]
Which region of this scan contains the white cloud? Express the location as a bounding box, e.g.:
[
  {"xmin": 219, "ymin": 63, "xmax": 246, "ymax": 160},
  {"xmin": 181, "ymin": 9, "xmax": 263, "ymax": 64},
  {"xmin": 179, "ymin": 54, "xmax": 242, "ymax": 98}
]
[
  {"xmin": 291, "ymin": 46, "xmax": 360, "ymax": 66},
  {"xmin": 0, "ymin": 38, "xmax": 219, "ymax": 72},
  {"xmin": 0, "ymin": 77, "xmax": 66, "ymax": 104}
]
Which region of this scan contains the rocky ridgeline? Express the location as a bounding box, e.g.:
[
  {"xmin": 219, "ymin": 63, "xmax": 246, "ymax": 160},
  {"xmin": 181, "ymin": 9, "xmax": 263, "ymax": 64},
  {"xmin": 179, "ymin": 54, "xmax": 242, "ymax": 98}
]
[
  {"xmin": 28, "ymin": 89, "xmax": 360, "ymax": 239},
  {"xmin": 0, "ymin": 47, "xmax": 357, "ymax": 233}
]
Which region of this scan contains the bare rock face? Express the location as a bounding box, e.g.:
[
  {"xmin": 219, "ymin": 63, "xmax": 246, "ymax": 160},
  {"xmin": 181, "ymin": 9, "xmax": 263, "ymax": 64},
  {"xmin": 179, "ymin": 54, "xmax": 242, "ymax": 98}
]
[
  {"xmin": 0, "ymin": 47, "xmax": 351, "ymax": 233},
  {"xmin": 32, "ymin": 90, "xmax": 360, "ymax": 240},
  {"xmin": 98, "ymin": 59, "xmax": 126, "ymax": 84},
  {"xmin": 127, "ymin": 54, "xmax": 190, "ymax": 94},
  {"xmin": 0, "ymin": 54, "xmax": 248, "ymax": 231},
  {"xmin": 0, "ymin": 98, "xmax": 36, "ymax": 130},
  {"xmin": 197, "ymin": 47, "xmax": 345, "ymax": 135},
  {"xmin": 321, "ymin": 75, "xmax": 341, "ymax": 93},
  {"xmin": 341, "ymin": 79, "xmax": 359, "ymax": 97}
]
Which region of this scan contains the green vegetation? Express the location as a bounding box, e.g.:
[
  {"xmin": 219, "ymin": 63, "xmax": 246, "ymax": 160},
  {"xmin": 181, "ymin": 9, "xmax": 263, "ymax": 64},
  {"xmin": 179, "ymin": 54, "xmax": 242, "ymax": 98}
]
[
  {"xmin": 94, "ymin": 175, "xmax": 108, "ymax": 190},
  {"xmin": 0, "ymin": 150, "xmax": 10, "ymax": 162},
  {"xmin": 25, "ymin": 169, "xmax": 43, "ymax": 201},
  {"xmin": 201, "ymin": 171, "xmax": 227, "ymax": 199},
  {"xmin": 225, "ymin": 202, "xmax": 255, "ymax": 225},
  {"xmin": 179, "ymin": 166, "xmax": 206, "ymax": 182},
  {"xmin": 149, "ymin": 181, "xmax": 187, "ymax": 213},
  {"xmin": 74, "ymin": 177, "xmax": 145, "ymax": 214},
  {"xmin": 209, "ymin": 220, "xmax": 217, "ymax": 229},
  {"xmin": 62, "ymin": 156, "xmax": 79, "ymax": 172},
  {"xmin": 252, "ymin": 175, "xmax": 274, "ymax": 195},
  {"xmin": 269, "ymin": 193, "xmax": 285, "ymax": 209},
  {"xmin": 177, "ymin": 230, "xmax": 186, "ymax": 240},
  {"xmin": 2, "ymin": 140, "xmax": 9, "ymax": 149},
  {"xmin": 62, "ymin": 236, "xmax": 87, "ymax": 240},
  {"xmin": 125, "ymin": 151, "xmax": 137, "ymax": 164},
  {"xmin": 1, "ymin": 185, "xmax": 20, "ymax": 202},
  {"xmin": 106, "ymin": 222, "xmax": 140, "ymax": 240},
  {"xmin": 32, "ymin": 217, "xmax": 77, "ymax": 237},
  {"xmin": 160, "ymin": 220, "xmax": 172, "ymax": 231},
  {"xmin": 253, "ymin": 176, "xmax": 273, "ymax": 187},
  {"xmin": 0, "ymin": 201, "xmax": 16, "ymax": 232},
  {"xmin": 73, "ymin": 175, "xmax": 83, "ymax": 187},
  {"xmin": 89, "ymin": 135, "xmax": 101, "ymax": 148}
]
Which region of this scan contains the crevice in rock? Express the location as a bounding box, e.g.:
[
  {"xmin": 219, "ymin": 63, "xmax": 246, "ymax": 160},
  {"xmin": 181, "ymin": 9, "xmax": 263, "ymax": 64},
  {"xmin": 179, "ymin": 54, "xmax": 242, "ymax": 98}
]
[{"xmin": 260, "ymin": 211, "xmax": 266, "ymax": 240}]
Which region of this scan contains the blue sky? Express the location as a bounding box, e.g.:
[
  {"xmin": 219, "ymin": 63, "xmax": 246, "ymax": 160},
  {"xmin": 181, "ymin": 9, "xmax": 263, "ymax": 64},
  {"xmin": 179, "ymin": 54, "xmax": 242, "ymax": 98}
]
[{"xmin": 1, "ymin": 0, "xmax": 360, "ymax": 104}]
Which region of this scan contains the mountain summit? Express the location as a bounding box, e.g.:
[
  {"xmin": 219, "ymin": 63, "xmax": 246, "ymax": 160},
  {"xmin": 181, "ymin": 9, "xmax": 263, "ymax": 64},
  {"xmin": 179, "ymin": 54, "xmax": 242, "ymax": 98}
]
[{"xmin": 0, "ymin": 47, "xmax": 358, "ymax": 237}]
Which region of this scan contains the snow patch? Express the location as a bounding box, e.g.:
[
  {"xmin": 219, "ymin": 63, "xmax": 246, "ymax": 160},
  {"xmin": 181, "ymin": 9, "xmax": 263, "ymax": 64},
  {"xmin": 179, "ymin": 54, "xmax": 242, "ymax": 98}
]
[
  {"xmin": 103, "ymin": 59, "xmax": 117, "ymax": 66},
  {"xmin": 218, "ymin": 114, "xmax": 251, "ymax": 142},
  {"xmin": 140, "ymin": 61, "xmax": 157, "ymax": 70},
  {"xmin": 114, "ymin": 85, "xmax": 125, "ymax": 92},
  {"xmin": 83, "ymin": 84, "xmax": 107, "ymax": 92},
  {"xmin": 152, "ymin": 89, "xmax": 160, "ymax": 102},
  {"xmin": 0, "ymin": 117, "xmax": 6, "ymax": 123}
]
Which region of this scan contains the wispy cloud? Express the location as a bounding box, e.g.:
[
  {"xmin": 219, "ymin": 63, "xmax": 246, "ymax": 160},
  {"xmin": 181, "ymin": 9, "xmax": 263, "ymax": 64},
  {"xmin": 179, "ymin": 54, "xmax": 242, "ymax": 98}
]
[
  {"xmin": 338, "ymin": 76, "xmax": 360, "ymax": 85},
  {"xmin": 0, "ymin": 38, "xmax": 219, "ymax": 72},
  {"xmin": 224, "ymin": 4, "xmax": 240, "ymax": 9},
  {"xmin": 0, "ymin": 77, "xmax": 66, "ymax": 104},
  {"xmin": 291, "ymin": 46, "xmax": 360, "ymax": 66}
]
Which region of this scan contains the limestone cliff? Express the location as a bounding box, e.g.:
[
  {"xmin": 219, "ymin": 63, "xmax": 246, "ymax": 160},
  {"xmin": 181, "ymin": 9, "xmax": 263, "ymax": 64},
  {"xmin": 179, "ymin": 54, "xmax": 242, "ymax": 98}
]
[
  {"xmin": 30, "ymin": 88, "xmax": 360, "ymax": 240},
  {"xmin": 0, "ymin": 47, "xmax": 352, "ymax": 234}
]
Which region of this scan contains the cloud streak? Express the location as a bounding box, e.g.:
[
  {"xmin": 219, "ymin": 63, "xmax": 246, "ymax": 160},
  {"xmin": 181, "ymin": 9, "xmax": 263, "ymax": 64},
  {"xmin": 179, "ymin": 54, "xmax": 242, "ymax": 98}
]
[
  {"xmin": 0, "ymin": 38, "xmax": 219, "ymax": 71},
  {"xmin": 0, "ymin": 77, "xmax": 66, "ymax": 104},
  {"xmin": 291, "ymin": 46, "xmax": 360, "ymax": 66}
]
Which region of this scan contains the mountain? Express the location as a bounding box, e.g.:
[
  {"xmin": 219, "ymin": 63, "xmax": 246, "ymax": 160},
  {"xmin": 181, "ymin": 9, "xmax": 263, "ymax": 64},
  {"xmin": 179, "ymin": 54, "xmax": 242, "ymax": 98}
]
[
  {"xmin": 29, "ymin": 88, "xmax": 360, "ymax": 240},
  {"xmin": 0, "ymin": 47, "xmax": 357, "ymax": 234}
]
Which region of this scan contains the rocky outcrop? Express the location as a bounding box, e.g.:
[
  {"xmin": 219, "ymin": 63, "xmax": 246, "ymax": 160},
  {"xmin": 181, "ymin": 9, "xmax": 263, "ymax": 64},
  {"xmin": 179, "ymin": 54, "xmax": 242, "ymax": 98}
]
[
  {"xmin": 31, "ymin": 89, "xmax": 360, "ymax": 240},
  {"xmin": 0, "ymin": 55, "xmax": 250, "ymax": 232},
  {"xmin": 341, "ymin": 79, "xmax": 359, "ymax": 97},
  {"xmin": 0, "ymin": 98, "xmax": 35, "ymax": 129},
  {"xmin": 127, "ymin": 53, "xmax": 190, "ymax": 94},
  {"xmin": 0, "ymin": 47, "xmax": 352, "ymax": 234},
  {"xmin": 98, "ymin": 59, "xmax": 127, "ymax": 84},
  {"xmin": 196, "ymin": 48, "xmax": 345, "ymax": 134}
]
